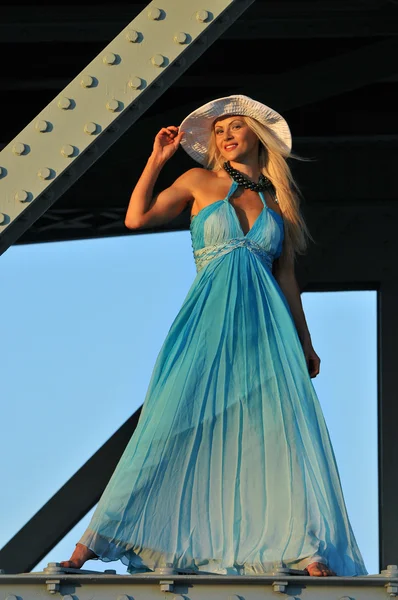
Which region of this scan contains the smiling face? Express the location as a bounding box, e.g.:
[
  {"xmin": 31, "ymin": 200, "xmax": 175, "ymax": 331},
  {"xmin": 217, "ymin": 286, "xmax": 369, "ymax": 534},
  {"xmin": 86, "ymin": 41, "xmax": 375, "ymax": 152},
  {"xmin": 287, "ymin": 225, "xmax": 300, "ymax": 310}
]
[{"xmin": 213, "ymin": 115, "xmax": 260, "ymax": 164}]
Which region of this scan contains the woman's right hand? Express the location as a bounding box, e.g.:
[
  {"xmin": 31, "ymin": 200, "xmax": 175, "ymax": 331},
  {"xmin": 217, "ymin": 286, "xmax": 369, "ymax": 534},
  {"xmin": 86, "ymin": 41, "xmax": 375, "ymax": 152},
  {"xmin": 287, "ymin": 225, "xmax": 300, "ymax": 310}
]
[{"xmin": 152, "ymin": 126, "xmax": 184, "ymax": 162}]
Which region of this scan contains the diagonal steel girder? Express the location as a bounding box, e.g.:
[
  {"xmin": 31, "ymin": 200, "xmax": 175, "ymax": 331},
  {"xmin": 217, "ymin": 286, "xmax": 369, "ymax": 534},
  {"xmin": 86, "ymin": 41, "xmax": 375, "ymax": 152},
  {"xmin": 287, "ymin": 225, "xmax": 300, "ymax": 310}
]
[{"xmin": 0, "ymin": 0, "xmax": 255, "ymax": 258}]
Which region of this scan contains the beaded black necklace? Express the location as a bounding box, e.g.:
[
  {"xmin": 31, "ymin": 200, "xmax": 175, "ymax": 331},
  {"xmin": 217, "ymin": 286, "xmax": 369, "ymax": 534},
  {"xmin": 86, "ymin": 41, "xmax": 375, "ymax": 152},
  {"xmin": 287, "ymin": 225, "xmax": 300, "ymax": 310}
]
[{"xmin": 223, "ymin": 161, "xmax": 272, "ymax": 192}]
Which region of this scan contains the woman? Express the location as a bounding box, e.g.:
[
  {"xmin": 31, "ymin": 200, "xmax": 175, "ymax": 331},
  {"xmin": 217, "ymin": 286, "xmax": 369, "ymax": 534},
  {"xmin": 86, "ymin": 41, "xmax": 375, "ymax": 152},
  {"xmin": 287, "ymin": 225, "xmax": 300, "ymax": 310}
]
[{"xmin": 61, "ymin": 95, "xmax": 368, "ymax": 577}]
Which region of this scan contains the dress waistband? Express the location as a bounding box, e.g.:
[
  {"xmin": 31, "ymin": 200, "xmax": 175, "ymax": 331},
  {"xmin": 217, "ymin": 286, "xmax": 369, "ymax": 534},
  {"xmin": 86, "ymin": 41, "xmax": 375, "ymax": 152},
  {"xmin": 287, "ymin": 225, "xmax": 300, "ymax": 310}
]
[{"xmin": 193, "ymin": 238, "xmax": 273, "ymax": 273}]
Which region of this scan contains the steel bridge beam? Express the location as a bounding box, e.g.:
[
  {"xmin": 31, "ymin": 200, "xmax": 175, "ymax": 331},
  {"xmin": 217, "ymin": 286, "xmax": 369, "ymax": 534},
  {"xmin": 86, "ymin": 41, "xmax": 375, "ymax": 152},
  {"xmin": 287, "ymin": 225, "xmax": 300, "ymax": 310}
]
[
  {"xmin": 0, "ymin": 0, "xmax": 255, "ymax": 257},
  {"xmin": 1, "ymin": 1, "xmax": 397, "ymax": 44}
]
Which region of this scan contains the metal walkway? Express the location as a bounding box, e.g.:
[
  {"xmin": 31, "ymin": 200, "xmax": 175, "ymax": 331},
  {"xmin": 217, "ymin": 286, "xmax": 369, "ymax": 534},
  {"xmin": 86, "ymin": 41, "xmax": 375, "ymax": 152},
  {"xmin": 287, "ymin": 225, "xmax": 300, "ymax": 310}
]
[{"xmin": 1, "ymin": 562, "xmax": 398, "ymax": 599}]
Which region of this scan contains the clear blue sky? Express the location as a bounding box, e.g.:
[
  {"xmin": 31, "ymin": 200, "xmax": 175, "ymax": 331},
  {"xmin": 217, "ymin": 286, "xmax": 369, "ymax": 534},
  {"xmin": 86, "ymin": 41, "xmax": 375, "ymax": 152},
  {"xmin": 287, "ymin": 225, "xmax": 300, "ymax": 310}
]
[{"xmin": 0, "ymin": 231, "xmax": 378, "ymax": 575}]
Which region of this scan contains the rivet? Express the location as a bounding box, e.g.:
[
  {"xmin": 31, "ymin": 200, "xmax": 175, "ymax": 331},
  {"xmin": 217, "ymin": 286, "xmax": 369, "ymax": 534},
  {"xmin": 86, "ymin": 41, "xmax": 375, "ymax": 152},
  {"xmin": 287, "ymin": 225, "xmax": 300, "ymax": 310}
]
[
  {"xmin": 196, "ymin": 9, "xmax": 210, "ymax": 22},
  {"xmin": 106, "ymin": 99, "xmax": 119, "ymax": 112},
  {"xmin": 128, "ymin": 76, "xmax": 143, "ymax": 90},
  {"xmin": 174, "ymin": 32, "xmax": 188, "ymax": 44},
  {"xmin": 58, "ymin": 96, "xmax": 71, "ymax": 110},
  {"xmin": 103, "ymin": 52, "xmax": 117, "ymax": 65},
  {"xmin": 35, "ymin": 120, "xmax": 49, "ymax": 132},
  {"xmin": 0, "ymin": 213, "xmax": 5, "ymax": 224},
  {"xmin": 12, "ymin": 142, "xmax": 26, "ymax": 156},
  {"xmin": 81, "ymin": 75, "xmax": 94, "ymax": 88},
  {"xmin": 148, "ymin": 7, "xmax": 161, "ymax": 20},
  {"xmin": 126, "ymin": 30, "xmax": 139, "ymax": 43},
  {"xmin": 151, "ymin": 54, "xmax": 165, "ymax": 67},
  {"xmin": 84, "ymin": 122, "xmax": 97, "ymax": 135},
  {"xmin": 38, "ymin": 167, "xmax": 51, "ymax": 180},
  {"xmin": 15, "ymin": 190, "xmax": 29, "ymax": 202},
  {"xmin": 61, "ymin": 144, "xmax": 74, "ymax": 157}
]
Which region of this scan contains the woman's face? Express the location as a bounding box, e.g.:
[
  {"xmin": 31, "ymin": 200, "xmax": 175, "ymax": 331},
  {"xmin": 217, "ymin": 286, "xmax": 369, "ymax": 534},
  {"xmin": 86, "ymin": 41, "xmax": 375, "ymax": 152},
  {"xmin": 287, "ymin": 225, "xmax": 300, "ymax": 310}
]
[{"xmin": 213, "ymin": 115, "xmax": 259, "ymax": 163}]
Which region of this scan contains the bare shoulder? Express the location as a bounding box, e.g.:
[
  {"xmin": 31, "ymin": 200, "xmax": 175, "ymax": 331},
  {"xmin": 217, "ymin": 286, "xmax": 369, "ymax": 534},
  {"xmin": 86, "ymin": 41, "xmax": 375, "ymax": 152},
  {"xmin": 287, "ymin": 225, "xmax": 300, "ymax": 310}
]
[{"xmin": 175, "ymin": 167, "xmax": 215, "ymax": 188}]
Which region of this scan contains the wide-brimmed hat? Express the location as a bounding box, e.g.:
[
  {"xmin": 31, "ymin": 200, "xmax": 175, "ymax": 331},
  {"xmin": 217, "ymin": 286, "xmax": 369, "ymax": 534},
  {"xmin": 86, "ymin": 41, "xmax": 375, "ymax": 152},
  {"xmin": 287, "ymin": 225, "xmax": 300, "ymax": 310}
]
[{"xmin": 179, "ymin": 94, "xmax": 292, "ymax": 165}]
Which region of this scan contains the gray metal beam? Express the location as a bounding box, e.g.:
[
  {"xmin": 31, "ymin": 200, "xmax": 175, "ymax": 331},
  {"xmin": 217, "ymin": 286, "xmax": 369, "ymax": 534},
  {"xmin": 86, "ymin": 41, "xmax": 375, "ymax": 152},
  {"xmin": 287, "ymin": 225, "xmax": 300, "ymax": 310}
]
[
  {"xmin": 378, "ymin": 280, "xmax": 398, "ymax": 571},
  {"xmin": 0, "ymin": 0, "xmax": 256, "ymax": 257},
  {"xmin": 1, "ymin": 1, "xmax": 397, "ymax": 43},
  {"xmin": 2, "ymin": 570, "xmax": 398, "ymax": 598},
  {"xmin": 0, "ymin": 407, "xmax": 142, "ymax": 574}
]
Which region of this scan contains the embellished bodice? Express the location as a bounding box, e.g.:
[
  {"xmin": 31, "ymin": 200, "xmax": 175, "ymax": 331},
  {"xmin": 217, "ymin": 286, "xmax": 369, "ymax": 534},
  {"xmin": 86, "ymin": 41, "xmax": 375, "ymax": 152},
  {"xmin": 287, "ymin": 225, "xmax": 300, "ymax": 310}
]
[{"xmin": 189, "ymin": 179, "xmax": 284, "ymax": 273}]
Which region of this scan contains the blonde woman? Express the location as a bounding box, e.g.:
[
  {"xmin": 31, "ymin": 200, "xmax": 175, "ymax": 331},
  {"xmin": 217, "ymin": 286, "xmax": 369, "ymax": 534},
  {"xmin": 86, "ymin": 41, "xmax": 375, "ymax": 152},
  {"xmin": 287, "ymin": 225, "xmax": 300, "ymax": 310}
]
[{"xmin": 61, "ymin": 95, "xmax": 368, "ymax": 578}]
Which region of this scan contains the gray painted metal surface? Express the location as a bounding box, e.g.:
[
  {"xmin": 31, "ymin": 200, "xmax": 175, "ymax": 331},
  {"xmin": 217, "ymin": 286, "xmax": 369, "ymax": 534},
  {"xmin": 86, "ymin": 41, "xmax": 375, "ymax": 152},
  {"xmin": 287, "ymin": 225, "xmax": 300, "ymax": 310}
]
[
  {"xmin": 1, "ymin": 563, "xmax": 398, "ymax": 599},
  {"xmin": 2, "ymin": 0, "xmax": 397, "ymax": 45},
  {"xmin": 0, "ymin": 0, "xmax": 255, "ymax": 256}
]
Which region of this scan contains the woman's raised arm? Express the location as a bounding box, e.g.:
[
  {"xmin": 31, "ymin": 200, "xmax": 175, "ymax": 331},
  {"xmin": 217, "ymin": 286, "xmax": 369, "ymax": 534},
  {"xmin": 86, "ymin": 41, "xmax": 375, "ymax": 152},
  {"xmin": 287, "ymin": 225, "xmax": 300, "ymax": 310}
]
[{"xmin": 125, "ymin": 126, "xmax": 198, "ymax": 229}]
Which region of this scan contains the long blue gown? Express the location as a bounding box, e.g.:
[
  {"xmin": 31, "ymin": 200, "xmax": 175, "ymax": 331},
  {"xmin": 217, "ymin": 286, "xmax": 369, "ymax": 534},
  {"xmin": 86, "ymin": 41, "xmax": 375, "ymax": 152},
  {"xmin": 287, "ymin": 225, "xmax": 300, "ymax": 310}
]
[{"xmin": 79, "ymin": 179, "xmax": 368, "ymax": 576}]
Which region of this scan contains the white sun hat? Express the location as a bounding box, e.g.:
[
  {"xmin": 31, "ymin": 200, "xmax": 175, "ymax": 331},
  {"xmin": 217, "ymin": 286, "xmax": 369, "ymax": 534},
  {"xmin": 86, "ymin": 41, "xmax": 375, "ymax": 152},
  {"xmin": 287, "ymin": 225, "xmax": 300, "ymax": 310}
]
[{"xmin": 179, "ymin": 94, "xmax": 292, "ymax": 165}]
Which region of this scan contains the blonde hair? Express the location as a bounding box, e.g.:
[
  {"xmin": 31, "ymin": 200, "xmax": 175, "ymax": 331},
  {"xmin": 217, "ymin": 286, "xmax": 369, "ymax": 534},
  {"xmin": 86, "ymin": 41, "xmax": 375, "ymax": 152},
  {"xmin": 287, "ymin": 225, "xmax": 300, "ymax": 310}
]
[{"xmin": 206, "ymin": 115, "xmax": 314, "ymax": 265}]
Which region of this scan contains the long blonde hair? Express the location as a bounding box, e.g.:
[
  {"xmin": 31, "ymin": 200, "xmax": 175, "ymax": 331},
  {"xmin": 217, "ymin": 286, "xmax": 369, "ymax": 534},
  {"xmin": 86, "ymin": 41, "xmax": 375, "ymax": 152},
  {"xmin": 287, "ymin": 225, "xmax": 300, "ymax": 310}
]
[{"xmin": 205, "ymin": 115, "xmax": 314, "ymax": 265}]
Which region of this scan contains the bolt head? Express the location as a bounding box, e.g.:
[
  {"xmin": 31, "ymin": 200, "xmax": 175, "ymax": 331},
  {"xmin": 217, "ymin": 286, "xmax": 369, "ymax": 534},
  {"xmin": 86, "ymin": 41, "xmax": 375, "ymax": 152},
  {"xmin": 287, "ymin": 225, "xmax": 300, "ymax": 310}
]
[
  {"xmin": 128, "ymin": 76, "xmax": 143, "ymax": 90},
  {"xmin": 106, "ymin": 99, "xmax": 120, "ymax": 112},
  {"xmin": 57, "ymin": 96, "xmax": 71, "ymax": 110},
  {"xmin": 151, "ymin": 54, "xmax": 165, "ymax": 67},
  {"xmin": 196, "ymin": 9, "xmax": 210, "ymax": 22},
  {"xmin": 15, "ymin": 189, "xmax": 29, "ymax": 202},
  {"xmin": 61, "ymin": 144, "xmax": 74, "ymax": 158},
  {"xmin": 148, "ymin": 7, "xmax": 161, "ymax": 20},
  {"xmin": 84, "ymin": 122, "xmax": 97, "ymax": 135},
  {"xmin": 126, "ymin": 29, "xmax": 140, "ymax": 43},
  {"xmin": 103, "ymin": 52, "xmax": 117, "ymax": 65},
  {"xmin": 38, "ymin": 167, "xmax": 51, "ymax": 180},
  {"xmin": 35, "ymin": 120, "xmax": 49, "ymax": 132},
  {"xmin": 12, "ymin": 142, "xmax": 26, "ymax": 156},
  {"xmin": 81, "ymin": 75, "xmax": 94, "ymax": 88},
  {"xmin": 174, "ymin": 32, "xmax": 188, "ymax": 44}
]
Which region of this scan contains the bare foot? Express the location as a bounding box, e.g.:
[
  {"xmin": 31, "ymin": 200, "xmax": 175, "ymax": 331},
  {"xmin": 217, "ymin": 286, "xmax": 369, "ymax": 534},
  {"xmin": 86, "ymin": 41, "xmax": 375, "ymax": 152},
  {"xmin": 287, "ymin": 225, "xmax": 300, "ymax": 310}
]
[
  {"xmin": 305, "ymin": 561, "xmax": 336, "ymax": 576},
  {"xmin": 60, "ymin": 543, "xmax": 98, "ymax": 569}
]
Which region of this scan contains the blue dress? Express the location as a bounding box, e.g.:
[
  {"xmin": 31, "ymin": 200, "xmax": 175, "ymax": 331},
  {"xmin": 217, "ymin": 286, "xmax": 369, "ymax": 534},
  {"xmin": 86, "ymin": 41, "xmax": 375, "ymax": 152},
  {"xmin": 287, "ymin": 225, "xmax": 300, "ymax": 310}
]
[{"xmin": 79, "ymin": 179, "xmax": 368, "ymax": 576}]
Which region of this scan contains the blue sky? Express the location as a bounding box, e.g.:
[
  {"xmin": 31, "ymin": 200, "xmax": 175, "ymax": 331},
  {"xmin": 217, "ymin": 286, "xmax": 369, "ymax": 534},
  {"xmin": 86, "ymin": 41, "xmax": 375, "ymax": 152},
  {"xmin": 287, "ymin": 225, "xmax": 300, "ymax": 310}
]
[{"xmin": 0, "ymin": 231, "xmax": 378, "ymax": 575}]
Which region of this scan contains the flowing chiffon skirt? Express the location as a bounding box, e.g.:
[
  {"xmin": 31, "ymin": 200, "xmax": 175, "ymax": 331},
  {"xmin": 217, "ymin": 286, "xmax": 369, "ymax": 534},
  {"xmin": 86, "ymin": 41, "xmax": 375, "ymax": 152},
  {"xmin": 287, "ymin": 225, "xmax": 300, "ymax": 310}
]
[{"xmin": 79, "ymin": 181, "xmax": 368, "ymax": 576}]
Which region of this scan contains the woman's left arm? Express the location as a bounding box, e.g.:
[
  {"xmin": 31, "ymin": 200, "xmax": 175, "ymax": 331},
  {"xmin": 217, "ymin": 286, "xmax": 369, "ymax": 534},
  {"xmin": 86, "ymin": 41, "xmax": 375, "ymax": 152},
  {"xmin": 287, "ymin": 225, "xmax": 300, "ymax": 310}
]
[{"xmin": 272, "ymin": 252, "xmax": 321, "ymax": 378}]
